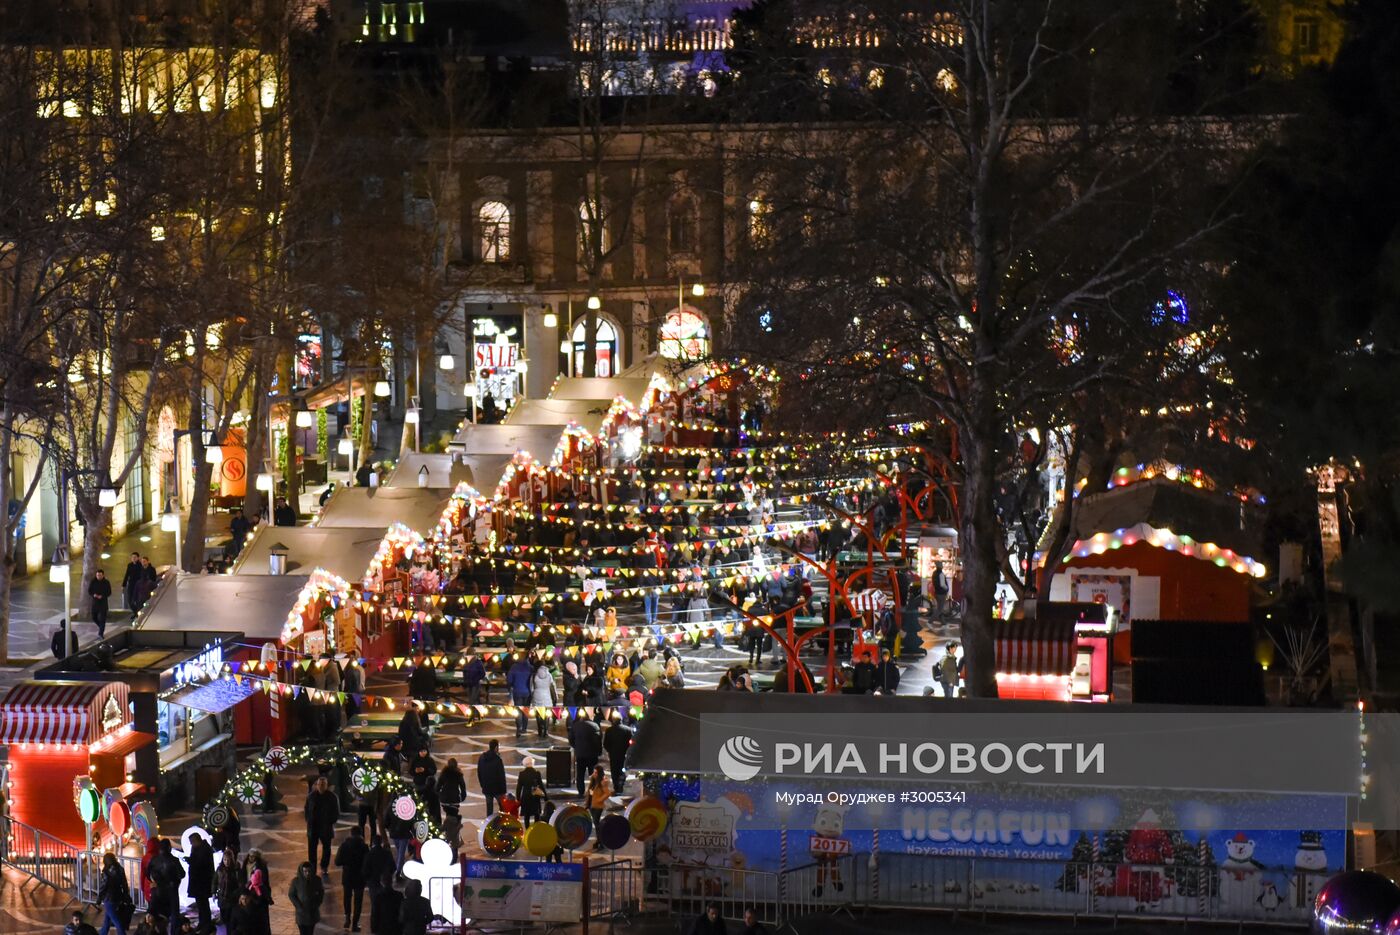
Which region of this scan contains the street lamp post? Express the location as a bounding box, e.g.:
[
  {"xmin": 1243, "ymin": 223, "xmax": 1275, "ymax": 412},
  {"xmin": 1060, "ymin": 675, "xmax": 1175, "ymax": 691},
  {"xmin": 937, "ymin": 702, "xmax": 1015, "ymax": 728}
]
[{"xmin": 161, "ymin": 498, "xmax": 182, "ymax": 574}]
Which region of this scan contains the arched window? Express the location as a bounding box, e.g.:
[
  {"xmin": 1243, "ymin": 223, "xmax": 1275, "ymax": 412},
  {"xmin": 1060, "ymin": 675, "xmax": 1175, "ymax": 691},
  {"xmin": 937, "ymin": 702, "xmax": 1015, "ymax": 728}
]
[
  {"xmin": 478, "ymin": 200, "xmax": 511, "ymax": 262},
  {"xmin": 659, "ymin": 309, "xmax": 709, "ymax": 360},
  {"xmin": 579, "ymin": 198, "xmax": 609, "ymax": 257},
  {"xmin": 569, "ymin": 316, "xmax": 619, "ymax": 377},
  {"xmin": 668, "ymin": 198, "xmax": 697, "ymax": 253}
]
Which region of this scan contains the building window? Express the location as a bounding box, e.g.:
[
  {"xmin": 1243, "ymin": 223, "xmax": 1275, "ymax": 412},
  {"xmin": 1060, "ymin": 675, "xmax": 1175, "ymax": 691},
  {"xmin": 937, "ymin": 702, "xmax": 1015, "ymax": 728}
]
[
  {"xmin": 1294, "ymin": 16, "xmax": 1319, "ymax": 55},
  {"xmin": 659, "ymin": 309, "xmax": 709, "ymax": 360},
  {"xmin": 570, "ymin": 317, "xmax": 618, "ymax": 377},
  {"xmin": 669, "ymin": 198, "xmax": 697, "ymax": 253},
  {"xmin": 579, "ymin": 198, "xmax": 609, "ymax": 257},
  {"xmin": 479, "ymin": 200, "xmax": 511, "ymax": 262},
  {"xmin": 747, "ymin": 196, "xmax": 771, "ymax": 245}
]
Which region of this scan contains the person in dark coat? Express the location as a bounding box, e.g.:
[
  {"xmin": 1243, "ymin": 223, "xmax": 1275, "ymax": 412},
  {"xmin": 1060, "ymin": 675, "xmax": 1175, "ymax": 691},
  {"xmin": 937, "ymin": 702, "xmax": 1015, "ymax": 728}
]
[
  {"xmin": 212, "ymin": 808, "xmax": 241, "ymax": 857},
  {"xmin": 690, "ymin": 903, "xmax": 728, "ymax": 935},
  {"xmin": 137, "ymin": 556, "xmax": 159, "ymax": 609},
  {"xmin": 121, "ymin": 552, "xmax": 142, "ymax": 610},
  {"xmin": 398, "ymin": 709, "xmax": 429, "ymax": 753},
  {"xmin": 399, "ymin": 880, "xmax": 433, "ymax": 935},
  {"xmin": 145, "ymin": 838, "xmax": 184, "ymax": 934},
  {"xmin": 476, "ymin": 739, "xmax": 507, "ymax": 817},
  {"xmin": 228, "ymin": 893, "xmax": 259, "ymax": 935},
  {"xmin": 96, "ymin": 852, "xmax": 131, "ymax": 935},
  {"xmin": 186, "ymin": 833, "xmax": 215, "ymax": 933},
  {"xmin": 89, "ymin": 569, "xmax": 112, "ymax": 638},
  {"xmin": 569, "ymin": 716, "xmax": 603, "ymax": 798},
  {"xmin": 362, "ymin": 835, "xmax": 397, "ymax": 903},
  {"xmin": 873, "ymin": 648, "xmax": 901, "ymax": 694},
  {"xmin": 407, "ymin": 664, "xmax": 436, "ymax": 702},
  {"xmin": 603, "ymin": 719, "xmax": 634, "ymax": 793},
  {"xmin": 273, "ymin": 498, "xmax": 297, "ymax": 527},
  {"xmin": 369, "ymin": 873, "xmax": 402, "ymax": 935},
  {"xmin": 381, "ymin": 737, "xmax": 404, "ymax": 776},
  {"xmin": 303, "ymin": 776, "xmax": 339, "ymax": 877},
  {"xmin": 461, "ymin": 651, "xmax": 486, "ymax": 706},
  {"xmin": 287, "ymin": 862, "xmax": 324, "ymax": 935},
  {"xmin": 436, "ymin": 758, "xmax": 467, "ymax": 824},
  {"xmin": 515, "ymin": 756, "xmax": 546, "ymax": 827},
  {"xmin": 334, "ymin": 826, "xmax": 370, "ymax": 931}
]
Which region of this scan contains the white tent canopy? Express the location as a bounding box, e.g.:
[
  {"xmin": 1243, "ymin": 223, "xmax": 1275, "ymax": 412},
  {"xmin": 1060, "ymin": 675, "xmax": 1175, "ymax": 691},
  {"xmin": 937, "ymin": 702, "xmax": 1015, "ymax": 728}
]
[
  {"xmin": 231, "ymin": 525, "xmax": 384, "ymax": 581},
  {"xmin": 316, "ymin": 485, "xmax": 452, "ymax": 534},
  {"xmin": 383, "ymin": 452, "xmax": 475, "ymax": 489},
  {"xmin": 137, "ymin": 573, "xmax": 310, "ymax": 641},
  {"xmin": 448, "ymin": 422, "xmax": 570, "ymax": 460},
  {"xmin": 504, "ymin": 398, "xmax": 613, "ymax": 435},
  {"xmin": 549, "ymin": 377, "xmax": 650, "ymax": 405}
]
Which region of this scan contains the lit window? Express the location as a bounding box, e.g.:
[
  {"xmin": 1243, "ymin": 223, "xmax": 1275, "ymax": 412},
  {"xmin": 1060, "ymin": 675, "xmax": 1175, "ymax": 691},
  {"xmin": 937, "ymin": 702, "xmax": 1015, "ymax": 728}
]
[
  {"xmin": 479, "ymin": 201, "xmax": 511, "ymax": 262},
  {"xmin": 579, "ymin": 198, "xmax": 609, "ymax": 256},
  {"xmin": 1294, "ymin": 17, "xmax": 1319, "ymax": 55},
  {"xmin": 659, "ymin": 309, "xmax": 710, "ymax": 360},
  {"xmin": 570, "ymin": 317, "xmax": 618, "ymax": 377},
  {"xmin": 747, "ymin": 196, "xmax": 770, "ymax": 244}
]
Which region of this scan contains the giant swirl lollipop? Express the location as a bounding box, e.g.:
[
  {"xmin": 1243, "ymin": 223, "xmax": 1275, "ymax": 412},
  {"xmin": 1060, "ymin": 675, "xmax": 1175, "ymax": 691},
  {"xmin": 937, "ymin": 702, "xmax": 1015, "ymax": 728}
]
[
  {"xmin": 625, "ymin": 795, "xmax": 668, "ymax": 842},
  {"xmin": 524, "ymin": 822, "xmax": 559, "ymax": 858},
  {"xmin": 551, "ymin": 804, "xmax": 593, "ymax": 851},
  {"xmin": 479, "ymin": 814, "xmax": 523, "ymax": 858}
]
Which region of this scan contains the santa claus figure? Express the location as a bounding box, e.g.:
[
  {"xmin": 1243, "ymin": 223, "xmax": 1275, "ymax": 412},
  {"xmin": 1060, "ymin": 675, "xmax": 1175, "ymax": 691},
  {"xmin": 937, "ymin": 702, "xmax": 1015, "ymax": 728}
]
[{"xmin": 1114, "ymin": 809, "xmax": 1174, "ymax": 908}]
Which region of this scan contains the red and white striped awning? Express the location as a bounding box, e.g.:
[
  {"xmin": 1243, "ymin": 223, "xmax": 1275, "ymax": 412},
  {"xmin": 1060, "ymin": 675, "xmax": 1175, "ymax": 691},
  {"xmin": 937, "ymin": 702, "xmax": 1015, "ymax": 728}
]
[
  {"xmin": 994, "ymin": 618, "xmax": 1076, "ymax": 676},
  {"xmin": 0, "ymin": 681, "xmax": 129, "ymax": 746}
]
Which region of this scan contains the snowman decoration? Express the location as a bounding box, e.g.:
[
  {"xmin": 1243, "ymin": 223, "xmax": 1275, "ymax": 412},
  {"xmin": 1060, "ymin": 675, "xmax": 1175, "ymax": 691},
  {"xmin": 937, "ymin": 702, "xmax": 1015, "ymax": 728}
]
[
  {"xmin": 1218, "ymin": 832, "xmax": 1265, "ymax": 910},
  {"xmin": 1289, "ymin": 831, "xmax": 1327, "ymax": 909}
]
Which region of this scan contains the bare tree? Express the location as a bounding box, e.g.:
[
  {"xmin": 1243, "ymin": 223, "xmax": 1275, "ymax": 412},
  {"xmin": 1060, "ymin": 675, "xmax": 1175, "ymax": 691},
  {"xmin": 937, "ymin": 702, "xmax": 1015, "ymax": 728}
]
[{"xmin": 725, "ymin": 0, "xmax": 1257, "ymax": 695}]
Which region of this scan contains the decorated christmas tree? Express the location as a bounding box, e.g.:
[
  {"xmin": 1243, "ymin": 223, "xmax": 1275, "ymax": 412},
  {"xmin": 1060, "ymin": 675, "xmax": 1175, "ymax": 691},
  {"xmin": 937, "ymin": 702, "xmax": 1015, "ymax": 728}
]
[{"xmin": 1057, "ymin": 833, "xmax": 1097, "ymax": 891}]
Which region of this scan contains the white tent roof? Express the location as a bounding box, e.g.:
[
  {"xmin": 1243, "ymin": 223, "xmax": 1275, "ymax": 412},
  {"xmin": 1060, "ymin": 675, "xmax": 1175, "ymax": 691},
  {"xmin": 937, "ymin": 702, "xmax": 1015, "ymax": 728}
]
[
  {"xmin": 383, "ymin": 452, "xmax": 475, "ymax": 489},
  {"xmin": 504, "ymin": 397, "xmax": 613, "ymax": 435},
  {"xmin": 316, "ymin": 486, "xmax": 452, "ymax": 533},
  {"xmin": 549, "ymin": 377, "xmax": 650, "ymax": 405},
  {"xmin": 231, "ymin": 525, "xmax": 383, "ymax": 581},
  {"xmin": 137, "ymin": 573, "xmax": 310, "ymax": 640},
  {"xmin": 448, "ymin": 422, "xmax": 569, "ymax": 460}
]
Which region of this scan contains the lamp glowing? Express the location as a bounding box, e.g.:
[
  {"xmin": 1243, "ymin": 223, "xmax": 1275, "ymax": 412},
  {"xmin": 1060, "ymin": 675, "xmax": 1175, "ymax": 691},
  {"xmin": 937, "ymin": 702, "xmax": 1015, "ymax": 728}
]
[
  {"xmin": 205, "ymin": 445, "xmax": 223, "ymax": 465},
  {"xmin": 256, "ymin": 472, "xmax": 274, "ymax": 492},
  {"xmin": 404, "ymin": 407, "xmax": 420, "ymax": 425},
  {"xmin": 337, "ymin": 437, "xmax": 353, "ymax": 456},
  {"xmin": 587, "ymin": 295, "xmax": 601, "ymax": 310},
  {"xmin": 294, "ymin": 407, "xmax": 313, "ymax": 429},
  {"xmin": 438, "ymin": 353, "xmax": 455, "ymax": 370},
  {"xmin": 161, "ymin": 509, "xmax": 179, "ymax": 533},
  {"xmin": 543, "ymin": 310, "xmax": 558, "ymax": 328},
  {"xmin": 373, "ymin": 380, "xmax": 391, "ymax": 398},
  {"xmin": 691, "ymin": 283, "xmax": 705, "ymax": 297},
  {"xmin": 98, "ymin": 487, "xmax": 118, "ymax": 508}
]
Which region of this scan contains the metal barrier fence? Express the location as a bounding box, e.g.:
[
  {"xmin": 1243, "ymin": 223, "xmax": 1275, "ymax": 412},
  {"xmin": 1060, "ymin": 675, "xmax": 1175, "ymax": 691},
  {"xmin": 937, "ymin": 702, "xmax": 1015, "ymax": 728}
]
[
  {"xmin": 75, "ymin": 852, "xmax": 149, "ymax": 914},
  {"xmin": 588, "ymin": 858, "xmax": 641, "ymax": 922},
  {"xmin": 638, "ymin": 852, "xmax": 1324, "ymax": 928},
  {"xmin": 1, "ymin": 814, "xmax": 81, "ymax": 897}
]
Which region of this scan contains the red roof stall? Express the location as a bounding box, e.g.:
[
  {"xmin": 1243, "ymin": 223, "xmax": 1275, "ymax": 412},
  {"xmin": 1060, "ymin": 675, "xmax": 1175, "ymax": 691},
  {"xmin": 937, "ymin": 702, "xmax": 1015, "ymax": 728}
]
[
  {"xmin": 995, "ymin": 603, "xmax": 1117, "ymax": 702},
  {"xmin": 1044, "ymin": 477, "xmax": 1266, "ymax": 661},
  {"xmin": 0, "ymin": 681, "xmax": 153, "ymax": 847}
]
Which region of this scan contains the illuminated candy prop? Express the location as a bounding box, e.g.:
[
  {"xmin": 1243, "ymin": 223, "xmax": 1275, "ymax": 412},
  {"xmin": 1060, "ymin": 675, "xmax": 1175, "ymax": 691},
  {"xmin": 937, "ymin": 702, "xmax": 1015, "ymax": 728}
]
[
  {"xmin": 625, "ymin": 795, "xmax": 668, "ymax": 842},
  {"xmin": 551, "ymin": 805, "xmax": 593, "ymax": 850},
  {"xmin": 479, "ymin": 814, "xmax": 523, "ymax": 858}
]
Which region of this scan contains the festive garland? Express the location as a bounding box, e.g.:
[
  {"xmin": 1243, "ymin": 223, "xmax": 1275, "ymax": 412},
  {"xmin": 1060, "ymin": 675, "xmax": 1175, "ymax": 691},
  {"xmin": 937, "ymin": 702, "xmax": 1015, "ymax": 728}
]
[{"xmin": 203, "ymin": 743, "xmax": 442, "ymax": 841}]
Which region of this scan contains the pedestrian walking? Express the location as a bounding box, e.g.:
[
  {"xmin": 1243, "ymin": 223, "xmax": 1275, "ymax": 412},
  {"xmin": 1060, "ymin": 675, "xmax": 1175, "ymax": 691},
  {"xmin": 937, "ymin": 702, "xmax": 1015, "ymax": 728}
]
[
  {"xmin": 530, "ymin": 660, "xmax": 556, "ymax": 738},
  {"xmin": 603, "ymin": 718, "xmax": 634, "ymax": 793},
  {"xmin": 938, "ymin": 642, "xmax": 960, "ymax": 697},
  {"xmin": 304, "ymin": 776, "xmax": 339, "ymax": 878},
  {"xmin": 569, "ymin": 715, "xmax": 603, "ymax": 798},
  {"xmin": 586, "ymin": 765, "xmax": 612, "ymax": 830},
  {"xmin": 507, "ymin": 653, "xmax": 534, "ymax": 737},
  {"xmin": 437, "ymin": 758, "xmax": 466, "ymax": 824},
  {"xmin": 96, "ymin": 851, "xmax": 132, "ymax": 935},
  {"xmin": 516, "ymin": 756, "xmax": 546, "ymax": 828},
  {"xmin": 932, "ymin": 561, "xmax": 951, "ymax": 619},
  {"xmin": 186, "ymin": 833, "xmax": 214, "ymax": 933},
  {"xmin": 287, "ymin": 862, "xmax": 324, "ymax": 935},
  {"xmin": 121, "ymin": 552, "xmax": 142, "ymax": 611},
  {"xmin": 214, "ymin": 848, "xmax": 241, "ymax": 935},
  {"xmin": 476, "ymin": 739, "xmax": 507, "ymax": 817},
  {"xmin": 399, "ymin": 880, "xmax": 433, "ymax": 935},
  {"xmin": 368, "ymin": 872, "xmax": 402, "ymax": 935},
  {"xmin": 334, "ymin": 826, "xmax": 370, "ymax": 932},
  {"xmin": 89, "ymin": 570, "xmax": 112, "ymax": 638}
]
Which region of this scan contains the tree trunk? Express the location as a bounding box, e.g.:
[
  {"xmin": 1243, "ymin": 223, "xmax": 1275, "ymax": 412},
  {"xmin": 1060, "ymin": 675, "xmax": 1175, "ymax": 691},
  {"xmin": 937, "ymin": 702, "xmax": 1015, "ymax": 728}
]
[
  {"xmin": 958, "ymin": 433, "xmax": 1001, "ymax": 698},
  {"xmin": 77, "ymin": 500, "xmax": 112, "ymax": 611},
  {"xmin": 242, "ymin": 355, "xmax": 271, "ymax": 521},
  {"xmin": 0, "ymin": 558, "xmax": 13, "ymax": 666},
  {"xmin": 277, "ymin": 351, "xmax": 301, "ymax": 518},
  {"xmin": 183, "ymin": 458, "xmax": 216, "ymax": 573},
  {"xmin": 400, "ymin": 340, "xmax": 418, "ymax": 456}
]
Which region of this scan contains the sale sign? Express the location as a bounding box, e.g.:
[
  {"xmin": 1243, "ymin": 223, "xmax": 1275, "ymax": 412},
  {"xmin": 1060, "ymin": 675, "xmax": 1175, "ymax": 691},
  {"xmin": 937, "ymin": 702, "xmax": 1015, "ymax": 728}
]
[{"xmin": 475, "ymin": 342, "xmax": 519, "ymax": 371}]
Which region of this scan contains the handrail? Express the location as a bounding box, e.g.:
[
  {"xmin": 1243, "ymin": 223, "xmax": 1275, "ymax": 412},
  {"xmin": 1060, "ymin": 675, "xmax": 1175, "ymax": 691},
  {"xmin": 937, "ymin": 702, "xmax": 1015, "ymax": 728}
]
[{"xmin": 0, "ymin": 814, "xmax": 81, "ymax": 900}]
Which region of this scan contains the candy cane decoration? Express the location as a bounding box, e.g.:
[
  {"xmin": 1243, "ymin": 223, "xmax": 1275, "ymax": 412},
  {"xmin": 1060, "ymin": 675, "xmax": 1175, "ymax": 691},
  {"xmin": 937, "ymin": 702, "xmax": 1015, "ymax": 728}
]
[{"xmin": 1197, "ymin": 837, "xmax": 1210, "ymax": 916}]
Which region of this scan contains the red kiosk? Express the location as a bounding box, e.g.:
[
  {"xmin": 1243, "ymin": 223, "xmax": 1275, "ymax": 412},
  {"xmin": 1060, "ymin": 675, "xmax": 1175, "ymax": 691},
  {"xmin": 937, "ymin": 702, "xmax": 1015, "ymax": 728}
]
[{"xmin": 0, "ymin": 680, "xmax": 153, "ymax": 847}]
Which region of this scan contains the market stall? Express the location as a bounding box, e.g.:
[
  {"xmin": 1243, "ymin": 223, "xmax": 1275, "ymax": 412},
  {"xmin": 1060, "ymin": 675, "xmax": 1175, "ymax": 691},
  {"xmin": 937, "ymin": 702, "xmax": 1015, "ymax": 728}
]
[
  {"xmin": 383, "ymin": 452, "xmax": 477, "ymax": 489},
  {"xmin": 0, "ymin": 680, "xmax": 152, "ymax": 846},
  {"xmin": 316, "ymin": 485, "xmax": 452, "ymax": 535},
  {"xmin": 999, "ymin": 602, "xmax": 1116, "ymax": 702}
]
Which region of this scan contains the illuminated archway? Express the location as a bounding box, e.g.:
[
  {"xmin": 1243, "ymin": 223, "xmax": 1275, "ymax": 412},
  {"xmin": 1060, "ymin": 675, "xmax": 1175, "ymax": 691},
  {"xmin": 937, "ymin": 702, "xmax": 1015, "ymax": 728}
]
[
  {"xmin": 658, "ymin": 308, "xmax": 709, "ymax": 360},
  {"xmin": 570, "ymin": 316, "xmax": 619, "ymax": 377}
]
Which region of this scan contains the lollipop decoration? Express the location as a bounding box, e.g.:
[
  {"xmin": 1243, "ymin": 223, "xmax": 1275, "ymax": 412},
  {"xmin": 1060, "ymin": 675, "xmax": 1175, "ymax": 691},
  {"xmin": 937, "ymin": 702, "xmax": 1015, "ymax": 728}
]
[
  {"xmin": 351, "ymin": 767, "xmax": 379, "ymax": 793},
  {"xmin": 204, "ymin": 804, "xmax": 231, "ymax": 832},
  {"xmin": 393, "ymin": 795, "xmax": 417, "ymax": 821},
  {"xmin": 131, "ymin": 801, "xmax": 159, "ymax": 842},
  {"xmin": 108, "ymin": 800, "xmax": 131, "ymax": 838},
  {"xmin": 102, "ymin": 788, "xmax": 124, "ymax": 823},
  {"xmin": 479, "ymin": 814, "xmax": 523, "ymax": 858},
  {"xmin": 413, "ymin": 820, "xmax": 430, "ymax": 842},
  {"xmin": 234, "ymin": 778, "xmax": 265, "ymax": 806},
  {"xmin": 524, "ymin": 822, "xmax": 559, "ymax": 858},
  {"xmin": 552, "ymin": 804, "xmax": 593, "ymax": 851},
  {"xmin": 596, "ymin": 813, "xmax": 632, "ymax": 851},
  {"xmin": 625, "ymin": 795, "xmax": 668, "ymax": 843},
  {"xmin": 263, "ymin": 746, "xmax": 290, "ymax": 772}
]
